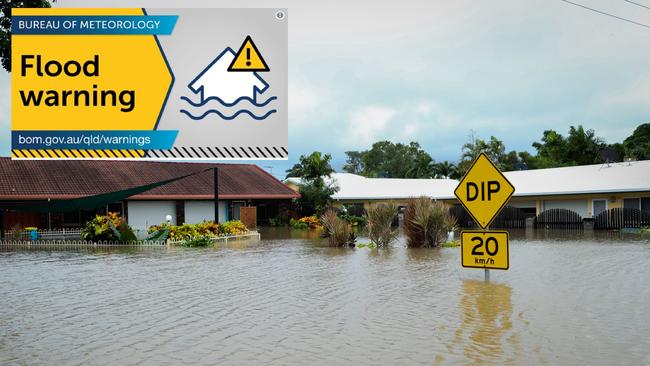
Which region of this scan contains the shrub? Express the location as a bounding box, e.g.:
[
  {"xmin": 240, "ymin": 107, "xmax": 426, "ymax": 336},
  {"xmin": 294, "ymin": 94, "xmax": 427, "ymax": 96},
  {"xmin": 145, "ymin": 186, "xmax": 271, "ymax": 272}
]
[
  {"xmin": 219, "ymin": 220, "xmax": 248, "ymax": 235},
  {"xmin": 299, "ymin": 216, "xmax": 322, "ymax": 229},
  {"xmin": 289, "ymin": 216, "xmax": 321, "ymax": 230},
  {"xmin": 147, "ymin": 220, "xmax": 247, "ymax": 242},
  {"xmin": 268, "ymin": 217, "xmax": 287, "ymax": 227},
  {"xmin": 81, "ymin": 212, "xmax": 133, "ymax": 242},
  {"xmin": 180, "ymin": 236, "xmax": 214, "ymax": 247},
  {"xmin": 341, "ymin": 214, "xmax": 368, "ymax": 227},
  {"xmin": 403, "ymin": 197, "xmax": 456, "ymax": 248},
  {"xmin": 320, "ymin": 209, "xmax": 356, "ymax": 247},
  {"xmin": 10, "ymin": 224, "xmax": 25, "ymax": 240},
  {"xmin": 289, "ymin": 218, "xmax": 309, "ymax": 230},
  {"xmin": 366, "ymin": 203, "xmax": 398, "ymax": 247}
]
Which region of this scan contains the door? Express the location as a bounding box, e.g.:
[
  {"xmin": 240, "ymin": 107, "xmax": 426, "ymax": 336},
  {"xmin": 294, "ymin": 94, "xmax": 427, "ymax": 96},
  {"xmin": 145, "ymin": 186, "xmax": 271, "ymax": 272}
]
[
  {"xmin": 230, "ymin": 201, "xmax": 245, "ymax": 221},
  {"xmin": 592, "ymin": 199, "xmax": 607, "ymax": 218}
]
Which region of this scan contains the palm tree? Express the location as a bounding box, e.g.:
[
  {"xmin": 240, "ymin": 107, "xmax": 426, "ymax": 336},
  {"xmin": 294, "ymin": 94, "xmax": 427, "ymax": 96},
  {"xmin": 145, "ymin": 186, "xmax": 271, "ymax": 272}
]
[
  {"xmin": 434, "ymin": 161, "xmax": 458, "ymax": 179},
  {"xmin": 405, "ymin": 155, "xmax": 435, "ymax": 178}
]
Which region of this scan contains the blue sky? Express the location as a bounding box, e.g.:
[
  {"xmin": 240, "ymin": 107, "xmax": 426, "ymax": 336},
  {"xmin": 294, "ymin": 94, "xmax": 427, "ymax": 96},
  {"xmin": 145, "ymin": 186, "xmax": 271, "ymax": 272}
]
[{"xmin": 2, "ymin": 0, "xmax": 650, "ymax": 179}]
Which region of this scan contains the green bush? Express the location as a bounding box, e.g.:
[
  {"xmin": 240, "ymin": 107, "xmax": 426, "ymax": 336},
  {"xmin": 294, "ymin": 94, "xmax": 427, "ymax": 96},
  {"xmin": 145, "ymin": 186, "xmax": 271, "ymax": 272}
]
[
  {"xmin": 366, "ymin": 203, "xmax": 398, "ymax": 247},
  {"xmin": 219, "ymin": 220, "xmax": 248, "ymax": 235},
  {"xmin": 147, "ymin": 220, "xmax": 248, "ymax": 246},
  {"xmin": 268, "ymin": 217, "xmax": 287, "ymax": 227},
  {"xmin": 180, "ymin": 236, "xmax": 214, "ymax": 247},
  {"xmin": 403, "ymin": 197, "xmax": 456, "ymax": 248},
  {"xmin": 81, "ymin": 212, "xmax": 135, "ymax": 242},
  {"xmin": 290, "ymin": 218, "xmax": 309, "ymax": 230},
  {"xmin": 341, "ymin": 214, "xmax": 368, "ymax": 227},
  {"xmin": 320, "ymin": 209, "xmax": 356, "ymax": 247}
]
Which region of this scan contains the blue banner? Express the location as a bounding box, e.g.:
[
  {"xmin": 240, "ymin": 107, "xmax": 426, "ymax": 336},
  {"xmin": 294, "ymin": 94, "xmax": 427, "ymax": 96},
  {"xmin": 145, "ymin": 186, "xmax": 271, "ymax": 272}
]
[
  {"xmin": 12, "ymin": 130, "xmax": 178, "ymax": 150},
  {"xmin": 12, "ymin": 15, "xmax": 178, "ymax": 35}
]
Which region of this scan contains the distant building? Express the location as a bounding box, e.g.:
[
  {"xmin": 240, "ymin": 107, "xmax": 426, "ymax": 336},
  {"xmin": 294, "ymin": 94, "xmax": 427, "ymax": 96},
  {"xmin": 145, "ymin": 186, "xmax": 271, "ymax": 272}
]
[
  {"xmin": 286, "ymin": 160, "xmax": 650, "ymax": 220},
  {"xmin": 0, "ymin": 159, "xmax": 299, "ymax": 233}
]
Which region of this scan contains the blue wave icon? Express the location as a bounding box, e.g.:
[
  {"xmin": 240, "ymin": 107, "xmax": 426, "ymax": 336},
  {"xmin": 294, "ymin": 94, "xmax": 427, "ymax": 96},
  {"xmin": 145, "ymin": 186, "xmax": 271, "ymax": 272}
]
[
  {"xmin": 180, "ymin": 95, "xmax": 277, "ymax": 108},
  {"xmin": 181, "ymin": 47, "xmax": 277, "ymax": 121},
  {"xmin": 180, "ymin": 108, "xmax": 277, "ymax": 121}
]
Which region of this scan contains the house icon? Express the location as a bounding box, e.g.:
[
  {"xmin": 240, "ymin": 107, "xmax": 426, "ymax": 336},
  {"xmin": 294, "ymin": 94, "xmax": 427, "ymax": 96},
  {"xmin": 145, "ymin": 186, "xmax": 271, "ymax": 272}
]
[{"xmin": 188, "ymin": 47, "xmax": 269, "ymax": 104}]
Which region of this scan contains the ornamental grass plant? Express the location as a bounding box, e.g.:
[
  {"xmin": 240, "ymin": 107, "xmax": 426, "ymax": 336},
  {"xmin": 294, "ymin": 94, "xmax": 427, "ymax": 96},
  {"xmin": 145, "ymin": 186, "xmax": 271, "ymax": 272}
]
[{"xmin": 403, "ymin": 197, "xmax": 456, "ymax": 248}]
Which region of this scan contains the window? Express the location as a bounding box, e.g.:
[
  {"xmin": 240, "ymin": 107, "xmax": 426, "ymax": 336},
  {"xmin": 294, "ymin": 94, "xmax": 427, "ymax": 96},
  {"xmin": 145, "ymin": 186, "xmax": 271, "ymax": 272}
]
[
  {"xmin": 107, "ymin": 202, "xmax": 124, "ymax": 215},
  {"xmin": 623, "ymin": 198, "xmax": 641, "ymax": 210},
  {"xmin": 343, "ymin": 203, "xmax": 365, "ymax": 217},
  {"xmin": 642, "ymin": 198, "xmax": 650, "ymax": 215},
  {"xmin": 592, "ymin": 199, "xmax": 607, "ymax": 217}
]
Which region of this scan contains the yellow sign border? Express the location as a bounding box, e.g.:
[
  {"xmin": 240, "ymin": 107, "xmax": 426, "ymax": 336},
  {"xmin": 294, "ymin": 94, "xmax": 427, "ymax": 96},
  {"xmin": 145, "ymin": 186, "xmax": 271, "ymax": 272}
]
[
  {"xmin": 453, "ymin": 152, "xmax": 515, "ymax": 229},
  {"xmin": 460, "ymin": 230, "xmax": 509, "ymax": 270}
]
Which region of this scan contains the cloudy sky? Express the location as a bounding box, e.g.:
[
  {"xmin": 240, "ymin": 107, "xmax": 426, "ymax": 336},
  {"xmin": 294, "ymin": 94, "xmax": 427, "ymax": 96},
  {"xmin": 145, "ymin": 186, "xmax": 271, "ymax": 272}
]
[{"xmin": 2, "ymin": 0, "xmax": 650, "ymax": 178}]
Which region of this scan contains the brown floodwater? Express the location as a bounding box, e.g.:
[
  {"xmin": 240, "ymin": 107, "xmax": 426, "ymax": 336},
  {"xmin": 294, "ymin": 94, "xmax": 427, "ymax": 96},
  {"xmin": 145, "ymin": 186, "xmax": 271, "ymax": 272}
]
[{"xmin": 1, "ymin": 229, "xmax": 649, "ymax": 365}]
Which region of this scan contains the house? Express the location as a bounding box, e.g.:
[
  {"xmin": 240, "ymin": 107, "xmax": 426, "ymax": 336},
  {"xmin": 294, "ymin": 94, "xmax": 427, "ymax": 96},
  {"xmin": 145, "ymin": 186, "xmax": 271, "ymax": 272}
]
[
  {"xmin": 0, "ymin": 159, "xmax": 299, "ymax": 233},
  {"xmin": 188, "ymin": 47, "xmax": 268, "ymax": 103},
  {"xmin": 285, "ymin": 160, "xmax": 650, "ymax": 221}
]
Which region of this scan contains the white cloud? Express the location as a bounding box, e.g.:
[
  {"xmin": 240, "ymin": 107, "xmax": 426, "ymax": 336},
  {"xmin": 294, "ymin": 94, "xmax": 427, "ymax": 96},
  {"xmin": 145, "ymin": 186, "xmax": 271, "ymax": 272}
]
[
  {"xmin": 401, "ymin": 122, "xmax": 420, "ymax": 139},
  {"xmin": 416, "ymin": 102, "xmax": 431, "ymax": 115},
  {"xmin": 343, "ymin": 105, "xmax": 397, "ymax": 147},
  {"xmin": 288, "ymin": 80, "xmax": 329, "ymax": 122}
]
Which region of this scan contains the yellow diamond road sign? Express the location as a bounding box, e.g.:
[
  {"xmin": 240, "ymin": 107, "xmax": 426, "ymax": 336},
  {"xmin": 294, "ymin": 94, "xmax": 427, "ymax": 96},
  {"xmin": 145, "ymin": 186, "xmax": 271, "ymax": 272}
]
[{"xmin": 454, "ymin": 153, "xmax": 515, "ymax": 229}]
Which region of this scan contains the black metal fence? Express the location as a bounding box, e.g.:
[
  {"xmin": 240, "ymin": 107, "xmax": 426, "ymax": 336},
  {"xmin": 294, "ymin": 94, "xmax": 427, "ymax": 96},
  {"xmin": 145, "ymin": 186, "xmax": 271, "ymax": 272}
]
[
  {"xmin": 491, "ymin": 207, "xmax": 527, "ymax": 229},
  {"xmin": 534, "ymin": 208, "xmax": 584, "ymax": 230},
  {"xmin": 449, "ymin": 205, "xmax": 475, "ymax": 228},
  {"xmin": 449, "ymin": 205, "xmax": 526, "ymax": 229},
  {"xmin": 593, "ymin": 208, "xmax": 650, "ymax": 229}
]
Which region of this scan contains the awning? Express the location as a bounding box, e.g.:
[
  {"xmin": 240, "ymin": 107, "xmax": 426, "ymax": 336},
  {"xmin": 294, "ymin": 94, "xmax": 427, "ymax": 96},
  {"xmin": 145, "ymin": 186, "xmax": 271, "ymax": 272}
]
[{"xmin": 0, "ymin": 167, "xmax": 213, "ymax": 213}]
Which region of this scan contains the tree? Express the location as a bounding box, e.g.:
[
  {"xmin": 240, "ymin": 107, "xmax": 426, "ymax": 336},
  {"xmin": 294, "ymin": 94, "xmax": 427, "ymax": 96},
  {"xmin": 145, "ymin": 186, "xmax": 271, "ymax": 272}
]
[
  {"xmin": 623, "ymin": 123, "xmax": 650, "ymax": 160},
  {"xmin": 405, "ymin": 154, "xmax": 435, "ymax": 178},
  {"xmin": 565, "ymin": 125, "xmax": 605, "ymax": 165},
  {"xmin": 0, "ymin": 0, "xmax": 54, "ymax": 72},
  {"xmin": 458, "ymin": 133, "xmax": 508, "ymax": 174},
  {"xmin": 346, "ymin": 141, "xmax": 435, "ymax": 178},
  {"xmin": 286, "ymin": 151, "xmax": 338, "ymax": 216},
  {"xmin": 531, "ymin": 129, "xmax": 566, "ymax": 167},
  {"xmin": 433, "ymin": 161, "xmax": 459, "ymax": 179},
  {"xmin": 342, "ymin": 150, "xmax": 363, "ymax": 174},
  {"xmin": 532, "ymin": 125, "xmax": 605, "ymax": 167}
]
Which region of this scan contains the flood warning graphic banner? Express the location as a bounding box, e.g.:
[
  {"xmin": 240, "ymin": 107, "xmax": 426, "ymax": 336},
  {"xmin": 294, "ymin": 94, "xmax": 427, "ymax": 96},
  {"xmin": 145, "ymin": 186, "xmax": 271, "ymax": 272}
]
[{"xmin": 11, "ymin": 8, "xmax": 288, "ymax": 160}]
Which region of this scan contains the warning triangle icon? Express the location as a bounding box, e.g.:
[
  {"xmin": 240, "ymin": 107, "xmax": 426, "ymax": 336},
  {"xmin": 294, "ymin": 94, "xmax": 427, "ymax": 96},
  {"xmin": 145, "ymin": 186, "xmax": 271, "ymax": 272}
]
[{"xmin": 228, "ymin": 35, "xmax": 270, "ymax": 72}]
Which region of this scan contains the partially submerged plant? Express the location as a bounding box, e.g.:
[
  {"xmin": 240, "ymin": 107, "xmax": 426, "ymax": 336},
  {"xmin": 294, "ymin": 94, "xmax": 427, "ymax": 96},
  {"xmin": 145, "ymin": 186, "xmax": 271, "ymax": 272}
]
[
  {"xmin": 366, "ymin": 203, "xmax": 398, "ymax": 247},
  {"xmin": 320, "ymin": 209, "xmax": 356, "ymax": 247},
  {"xmin": 403, "ymin": 197, "xmax": 456, "ymax": 248}
]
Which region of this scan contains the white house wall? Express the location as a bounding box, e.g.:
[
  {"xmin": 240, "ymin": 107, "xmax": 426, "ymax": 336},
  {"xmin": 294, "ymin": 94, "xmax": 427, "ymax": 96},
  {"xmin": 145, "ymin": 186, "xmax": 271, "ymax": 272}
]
[
  {"xmin": 127, "ymin": 201, "xmax": 176, "ymax": 231},
  {"xmin": 184, "ymin": 201, "xmax": 228, "ymax": 224},
  {"xmin": 542, "ymin": 199, "xmax": 588, "ymax": 218}
]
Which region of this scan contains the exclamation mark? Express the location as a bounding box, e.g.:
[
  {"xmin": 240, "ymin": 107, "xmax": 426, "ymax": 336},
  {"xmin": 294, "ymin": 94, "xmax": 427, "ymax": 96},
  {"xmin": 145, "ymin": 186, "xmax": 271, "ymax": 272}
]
[{"xmin": 246, "ymin": 48, "xmax": 251, "ymax": 66}]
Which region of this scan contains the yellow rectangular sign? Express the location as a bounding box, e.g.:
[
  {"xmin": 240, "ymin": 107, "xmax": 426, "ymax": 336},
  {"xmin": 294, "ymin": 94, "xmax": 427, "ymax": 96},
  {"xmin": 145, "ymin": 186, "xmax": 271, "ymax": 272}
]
[{"xmin": 461, "ymin": 230, "xmax": 509, "ymax": 270}]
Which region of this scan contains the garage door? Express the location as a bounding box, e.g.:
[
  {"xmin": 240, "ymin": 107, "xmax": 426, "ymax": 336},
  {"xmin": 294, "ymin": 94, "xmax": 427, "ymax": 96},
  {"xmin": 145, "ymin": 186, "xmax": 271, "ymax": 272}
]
[
  {"xmin": 127, "ymin": 201, "xmax": 176, "ymax": 231},
  {"xmin": 184, "ymin": 201, "xmax": 228, "ymax": 224},
  {"xmin": 542, "ymin": 200, "xmax": 588, "ymax": 218}
]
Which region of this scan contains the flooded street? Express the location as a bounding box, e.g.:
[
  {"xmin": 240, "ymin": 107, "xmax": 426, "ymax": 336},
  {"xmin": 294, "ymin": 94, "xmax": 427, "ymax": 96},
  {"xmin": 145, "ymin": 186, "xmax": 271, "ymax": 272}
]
[{"xmin": 1, "ymin": 230, "xmax": 649, "ymax": 365}]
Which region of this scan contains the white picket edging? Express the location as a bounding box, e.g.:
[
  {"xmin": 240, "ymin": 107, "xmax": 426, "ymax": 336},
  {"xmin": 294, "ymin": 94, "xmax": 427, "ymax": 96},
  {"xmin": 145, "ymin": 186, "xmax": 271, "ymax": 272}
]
[
  {"xmin": 3, "ymin": 228, "xmax": 84, "ymax": 241},
  {"xmin": 0, "ymin": 231, "xmax": 261, "ymax": 247},
  {"xmin": 166, "ymin": 231, "xmax": 261, "ymax": 246}
]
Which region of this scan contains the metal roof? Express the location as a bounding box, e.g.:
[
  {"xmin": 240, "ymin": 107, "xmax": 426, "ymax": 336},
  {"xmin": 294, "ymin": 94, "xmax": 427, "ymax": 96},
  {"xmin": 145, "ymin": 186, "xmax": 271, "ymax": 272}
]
[
  {"xmin": 0, "ymin": 158, "xmax": 300, "ymax": 200},
  {"xmin": 297, "ymin": 160, "xmax": 650, "ymax": 201}
]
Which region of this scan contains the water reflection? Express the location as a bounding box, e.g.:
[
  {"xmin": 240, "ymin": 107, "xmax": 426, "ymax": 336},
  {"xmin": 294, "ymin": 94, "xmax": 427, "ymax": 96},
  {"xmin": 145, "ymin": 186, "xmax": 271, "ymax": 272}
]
[{"xmin": 448, "ymin": 279, "xmax": 520, "ymax": 365}]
